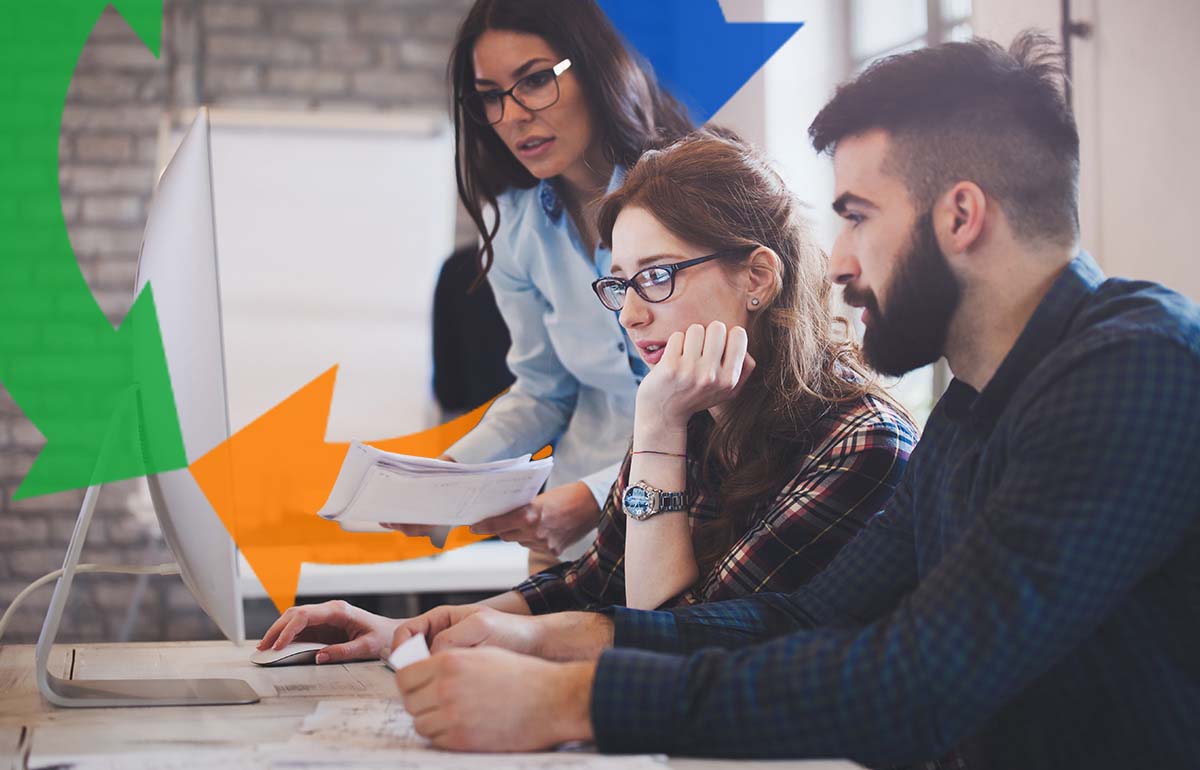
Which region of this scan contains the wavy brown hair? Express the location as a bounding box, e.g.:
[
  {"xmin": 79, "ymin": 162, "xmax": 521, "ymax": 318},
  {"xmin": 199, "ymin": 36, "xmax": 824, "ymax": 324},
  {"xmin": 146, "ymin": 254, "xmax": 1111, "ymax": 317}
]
[
  {"xmin": 449, "ymin": 0, "xmax": 693, "ymax": 283},
  {"xmin": 597, "ymin": 129, "xmax": 904, "ymax": 573}
]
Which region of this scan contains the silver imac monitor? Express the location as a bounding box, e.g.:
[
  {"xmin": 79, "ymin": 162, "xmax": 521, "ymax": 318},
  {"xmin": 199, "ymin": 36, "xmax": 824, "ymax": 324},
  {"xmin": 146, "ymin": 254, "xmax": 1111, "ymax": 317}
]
[{"xmin": 35, "ymin": 108, "xmax": 258, "ymax": 707}]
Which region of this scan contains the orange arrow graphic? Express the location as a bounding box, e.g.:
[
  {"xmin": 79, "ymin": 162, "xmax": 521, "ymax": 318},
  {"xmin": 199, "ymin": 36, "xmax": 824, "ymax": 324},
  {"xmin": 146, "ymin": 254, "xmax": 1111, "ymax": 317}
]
[{"xmin": 189, "ymin": 366, "xmax": 544, "ymax": 613}]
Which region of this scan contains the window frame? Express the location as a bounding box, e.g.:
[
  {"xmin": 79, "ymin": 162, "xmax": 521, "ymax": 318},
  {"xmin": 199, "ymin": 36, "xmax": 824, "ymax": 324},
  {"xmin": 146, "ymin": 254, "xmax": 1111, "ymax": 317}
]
[{"xmin": 846, "ymin": 0, "xmax": 973, "ymax": 70}]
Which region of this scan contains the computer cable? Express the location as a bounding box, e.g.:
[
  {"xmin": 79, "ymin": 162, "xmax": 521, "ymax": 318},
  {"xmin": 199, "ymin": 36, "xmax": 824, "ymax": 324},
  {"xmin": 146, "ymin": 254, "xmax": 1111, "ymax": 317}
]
[{"xmin": 0, "ymin": 562, "xmax": 180, "ymax": 642}]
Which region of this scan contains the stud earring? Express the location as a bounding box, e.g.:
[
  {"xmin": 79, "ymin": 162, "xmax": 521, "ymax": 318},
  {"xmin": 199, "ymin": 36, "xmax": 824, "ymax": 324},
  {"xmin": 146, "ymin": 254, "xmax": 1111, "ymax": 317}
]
[{"xmin": 750, "ymin": 298, "xmax": 761, "ymax": 307}]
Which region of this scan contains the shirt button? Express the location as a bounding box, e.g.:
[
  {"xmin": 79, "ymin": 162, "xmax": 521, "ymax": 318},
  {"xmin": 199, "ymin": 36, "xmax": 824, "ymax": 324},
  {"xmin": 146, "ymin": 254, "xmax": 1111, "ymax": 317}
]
[{"xmin": 617, "ymin": 342, "xmax": 626, "ymax": 353}]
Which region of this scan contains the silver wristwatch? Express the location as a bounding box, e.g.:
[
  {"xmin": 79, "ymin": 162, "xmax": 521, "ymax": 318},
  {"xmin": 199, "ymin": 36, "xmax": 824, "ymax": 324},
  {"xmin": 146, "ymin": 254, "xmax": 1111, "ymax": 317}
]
[{"xmin": 622, "ymin": 480, "xmax": 687, "ymax": 521}]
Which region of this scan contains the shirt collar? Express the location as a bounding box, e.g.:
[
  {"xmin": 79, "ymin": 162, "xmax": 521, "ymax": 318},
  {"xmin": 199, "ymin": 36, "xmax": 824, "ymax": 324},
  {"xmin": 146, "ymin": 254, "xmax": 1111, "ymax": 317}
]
[
  {"xmin": 537, "ymin": 164, "xmax": 627, "ymax": 224},
  {"xmin": 951, "ymin": 251, "xmax": 1105, "ymax": 426}
]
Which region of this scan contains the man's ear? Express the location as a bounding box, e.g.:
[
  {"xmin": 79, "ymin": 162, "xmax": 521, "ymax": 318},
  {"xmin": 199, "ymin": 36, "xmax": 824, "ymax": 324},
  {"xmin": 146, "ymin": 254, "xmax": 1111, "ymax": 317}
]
[
  {"xmin": 935, "ymin": 181, "xmax": 987, "ymax": 258},
  {"xmin": 745, "ymin": 247, "xmax": 783, "ymax": 308}
]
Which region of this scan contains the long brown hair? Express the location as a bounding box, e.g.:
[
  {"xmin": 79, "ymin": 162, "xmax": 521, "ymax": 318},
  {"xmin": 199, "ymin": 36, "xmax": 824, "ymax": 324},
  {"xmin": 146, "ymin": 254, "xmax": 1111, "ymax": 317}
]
[
  {"xmin": 597, "ymin": 129, "xmax": 903, "ymax": 573},
  {"xmin": 449, "ymin": 0, "xmax": 693, "ymax": 282}
]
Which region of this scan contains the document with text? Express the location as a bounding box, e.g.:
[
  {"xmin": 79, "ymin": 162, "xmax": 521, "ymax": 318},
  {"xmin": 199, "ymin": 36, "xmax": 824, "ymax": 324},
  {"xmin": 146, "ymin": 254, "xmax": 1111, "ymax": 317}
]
[{"xmin": 317, "ymin": 441, "xmax": 553, "ymax": 532}]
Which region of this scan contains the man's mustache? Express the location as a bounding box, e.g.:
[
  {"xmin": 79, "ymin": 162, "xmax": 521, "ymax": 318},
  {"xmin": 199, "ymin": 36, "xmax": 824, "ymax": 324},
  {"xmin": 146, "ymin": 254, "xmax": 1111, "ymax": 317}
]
[{"xmin": 841, "ymin": 285, "xmax": 879, "ymax": 313}]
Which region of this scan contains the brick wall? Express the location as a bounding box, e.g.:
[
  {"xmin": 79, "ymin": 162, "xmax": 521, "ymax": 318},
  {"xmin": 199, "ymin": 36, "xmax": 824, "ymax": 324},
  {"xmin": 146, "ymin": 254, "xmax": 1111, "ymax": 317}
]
[{"xmin": 0, "ymin": 0, "xmax": 473, "ymax": 644}]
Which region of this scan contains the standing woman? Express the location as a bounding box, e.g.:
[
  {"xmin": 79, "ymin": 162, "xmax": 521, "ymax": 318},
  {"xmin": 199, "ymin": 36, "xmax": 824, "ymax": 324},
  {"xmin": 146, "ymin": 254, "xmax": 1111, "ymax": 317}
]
[{"xmin": 403, "ymin": 0, "xmax": 693, "ymax": 563}]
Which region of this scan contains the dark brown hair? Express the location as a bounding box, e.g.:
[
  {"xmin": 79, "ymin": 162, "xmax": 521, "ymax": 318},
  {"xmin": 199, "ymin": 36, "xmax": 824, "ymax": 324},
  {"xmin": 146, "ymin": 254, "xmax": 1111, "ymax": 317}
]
[
  {"xmin": 809, "ymin": 31, "xmax": 1080, "ymax": 246},
  {"xmin": 598, "ymin": 129, "xmax": 903, "ymax": 573},
  {"xmin": 449, "ymin": 0, "xmax": 693, "ymax": 281}
]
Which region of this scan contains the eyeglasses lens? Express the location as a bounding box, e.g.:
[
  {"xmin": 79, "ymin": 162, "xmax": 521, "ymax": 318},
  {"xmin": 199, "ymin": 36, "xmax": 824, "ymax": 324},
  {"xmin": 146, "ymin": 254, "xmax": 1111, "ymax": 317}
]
[
  {"xmin": 635, "ymin": 268, "xmax": 673, "ymax": 302},
  {"xmin": 597, "ymin": 281, "xmax": 627, "ymax": 311},
  {"xmin": 467, "ymin": 70, "xmax": 561, "ymax": 126}
]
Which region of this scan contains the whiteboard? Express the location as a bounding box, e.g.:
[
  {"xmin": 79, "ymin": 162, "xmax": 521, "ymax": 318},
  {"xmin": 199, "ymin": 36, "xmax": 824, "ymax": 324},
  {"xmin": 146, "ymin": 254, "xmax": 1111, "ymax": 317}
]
[{"xmin": 162, "ymin": 109, "xmax": 457, "ymax": 442}]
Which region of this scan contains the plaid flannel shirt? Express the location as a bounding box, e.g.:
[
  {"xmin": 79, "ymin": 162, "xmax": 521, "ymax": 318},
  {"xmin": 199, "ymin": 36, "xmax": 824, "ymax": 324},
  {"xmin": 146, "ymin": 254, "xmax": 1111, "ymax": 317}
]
[
  {"xmin": 514, "ymin": 392, "xmax": 917, "ymax": 613},
  {"xmin": 590, "ymin": 253, "xmax": 1200, "ymax": 769}
]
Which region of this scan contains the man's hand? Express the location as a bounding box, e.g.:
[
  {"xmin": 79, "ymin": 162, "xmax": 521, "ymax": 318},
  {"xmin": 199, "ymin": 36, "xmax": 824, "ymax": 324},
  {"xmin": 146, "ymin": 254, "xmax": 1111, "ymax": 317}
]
[
  {"xmin": 394, "ymin": 606, "xmax": 616, "ymax": 663},
  {"xmin": 392, "ymin": 604, "xmax": 541, "ymax": 657},
  {"xmin": 258, "ymin": 600, "xmax": 398, "ymax": 664},
  {"xmin": 396, "ymin": 647, "xmax": 596, "ymax": 751},
  {"xmin": 468, "ymin": 481, "xmax": 600, "ymax": 556}
]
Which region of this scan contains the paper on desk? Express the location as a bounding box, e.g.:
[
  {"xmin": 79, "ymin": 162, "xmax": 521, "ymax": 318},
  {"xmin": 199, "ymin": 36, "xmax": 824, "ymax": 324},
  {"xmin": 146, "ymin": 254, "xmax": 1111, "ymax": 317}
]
[
  {"xmin": 277, "ymin": 748, "xmax": 673, "ymax": 770},
  {"xmin": 33, "ymin": 748, "xmax": 671, "ymax": 770},
  {"xmin": 317, "ymin": 442, "xmax": 553, "ymax": 531},
  {"xmin": 386, "ymin": 633, "xmax": 430, "ymax": 672},
  {"xmin": 285, "ymin": 699, "xmax": 669, "ymax": 768},
  {"xmin": 290, "ymin": 698, "xmax": 430, "ymax": 751}
]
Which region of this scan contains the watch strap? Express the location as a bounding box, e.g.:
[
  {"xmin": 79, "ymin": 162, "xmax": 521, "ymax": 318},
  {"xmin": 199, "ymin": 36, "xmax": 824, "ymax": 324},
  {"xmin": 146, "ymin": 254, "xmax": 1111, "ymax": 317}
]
[
  {"xmin": 623, "ymin": 481, "xmax": 687, "ymax": 520},
  {"xmin": 658, "ymin": 490, "xmax": 686, "ymax": 512}
]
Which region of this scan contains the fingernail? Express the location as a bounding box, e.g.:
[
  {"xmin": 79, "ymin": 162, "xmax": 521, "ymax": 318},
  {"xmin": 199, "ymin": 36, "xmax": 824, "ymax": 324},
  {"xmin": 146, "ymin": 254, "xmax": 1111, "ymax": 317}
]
[{"xmin": 315, "ymin": 653, "xmax": 328, "ymax": 664}]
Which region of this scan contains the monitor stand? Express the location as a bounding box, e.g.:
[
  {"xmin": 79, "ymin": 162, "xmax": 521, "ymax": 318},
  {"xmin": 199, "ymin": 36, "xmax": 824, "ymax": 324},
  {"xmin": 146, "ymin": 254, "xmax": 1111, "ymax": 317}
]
[{"xmin": 35, "ymin": 483, "xmax": 260, "ymax": 708}]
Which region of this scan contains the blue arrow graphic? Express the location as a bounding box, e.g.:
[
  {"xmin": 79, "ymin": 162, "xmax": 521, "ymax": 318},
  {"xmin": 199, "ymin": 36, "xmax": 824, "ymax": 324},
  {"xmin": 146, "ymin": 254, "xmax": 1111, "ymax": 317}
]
[{"xmin": 598, "ymin": 0, "xmax": 804, "ymax": 125}]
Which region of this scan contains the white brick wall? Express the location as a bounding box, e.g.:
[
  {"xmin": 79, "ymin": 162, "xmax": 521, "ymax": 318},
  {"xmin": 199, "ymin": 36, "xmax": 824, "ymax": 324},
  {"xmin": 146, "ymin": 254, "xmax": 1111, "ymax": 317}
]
[{"xmin": 0, "ymin": 0, "xmax": 473, "ymax": 644}]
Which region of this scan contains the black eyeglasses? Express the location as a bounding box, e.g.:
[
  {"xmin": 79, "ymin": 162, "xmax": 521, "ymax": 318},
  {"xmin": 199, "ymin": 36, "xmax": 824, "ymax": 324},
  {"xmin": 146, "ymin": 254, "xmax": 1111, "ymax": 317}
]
[
  {"xmin": 591, "ymin": 248, "xmax": 754, "ymax": 312},
  {"xmin": 461, "ymin": 59, "xmax": 573, "ymax": 126}
]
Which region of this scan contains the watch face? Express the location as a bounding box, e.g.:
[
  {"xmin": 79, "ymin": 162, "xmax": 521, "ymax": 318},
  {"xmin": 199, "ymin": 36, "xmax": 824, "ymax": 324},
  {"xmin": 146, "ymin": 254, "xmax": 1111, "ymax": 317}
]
[{"xmin": 623, "ymin": 485, "xmax": 652, "ymax": 518}]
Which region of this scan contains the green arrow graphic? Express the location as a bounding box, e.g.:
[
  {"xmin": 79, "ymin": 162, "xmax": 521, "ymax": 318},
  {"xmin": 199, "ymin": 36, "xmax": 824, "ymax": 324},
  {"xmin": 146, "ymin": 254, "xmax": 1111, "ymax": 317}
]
[{"xmin": 0, "ymin": 0, "xmax": 185, "ymax": 498}]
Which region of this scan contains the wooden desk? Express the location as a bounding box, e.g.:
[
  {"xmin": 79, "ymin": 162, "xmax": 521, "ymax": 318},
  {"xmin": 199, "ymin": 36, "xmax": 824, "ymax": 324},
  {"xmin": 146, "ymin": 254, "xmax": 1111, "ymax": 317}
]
[{"xmin": 0, "ymin": 641, "xmax": 862, "ymax": 770}]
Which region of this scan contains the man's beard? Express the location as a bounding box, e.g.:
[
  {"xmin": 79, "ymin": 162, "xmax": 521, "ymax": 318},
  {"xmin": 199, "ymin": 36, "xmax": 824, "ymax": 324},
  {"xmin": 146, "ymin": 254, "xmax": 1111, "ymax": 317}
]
[{"xmin": 845, "ymin": 212, "xmax": 961, "ymax": 377}]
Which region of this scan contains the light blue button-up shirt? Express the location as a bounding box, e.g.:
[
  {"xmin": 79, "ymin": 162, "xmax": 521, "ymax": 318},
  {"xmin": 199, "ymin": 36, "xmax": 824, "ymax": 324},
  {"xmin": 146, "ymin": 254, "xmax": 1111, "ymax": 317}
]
[{"xmin": 446, "ymin": 167, "xmax": 648, "ymax": 514}]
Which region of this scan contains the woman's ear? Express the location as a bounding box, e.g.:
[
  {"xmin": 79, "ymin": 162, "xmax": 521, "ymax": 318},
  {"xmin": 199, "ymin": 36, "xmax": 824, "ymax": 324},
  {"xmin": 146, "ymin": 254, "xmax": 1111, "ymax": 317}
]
[{"xmin": 745, "ymin": 247, "xmax": 782, "ymax": 309}]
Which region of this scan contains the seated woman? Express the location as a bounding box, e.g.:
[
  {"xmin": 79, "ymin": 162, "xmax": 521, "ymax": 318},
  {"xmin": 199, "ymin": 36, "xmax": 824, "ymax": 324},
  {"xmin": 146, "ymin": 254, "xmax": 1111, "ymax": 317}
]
[{"xmin": 258, "ymin": 131, "xmax": 918, "ymax": 661}]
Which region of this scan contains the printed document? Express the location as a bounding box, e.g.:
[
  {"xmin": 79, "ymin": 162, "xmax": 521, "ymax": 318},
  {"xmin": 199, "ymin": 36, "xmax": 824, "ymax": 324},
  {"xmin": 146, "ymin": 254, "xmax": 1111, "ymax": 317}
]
[{"xmin": 317, "ymin": 442, "xmax": 553, "ymax": 532}]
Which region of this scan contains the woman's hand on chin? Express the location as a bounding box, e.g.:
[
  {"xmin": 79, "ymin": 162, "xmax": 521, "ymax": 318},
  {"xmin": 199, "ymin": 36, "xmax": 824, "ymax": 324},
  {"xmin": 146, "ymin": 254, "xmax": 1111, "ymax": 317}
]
[{"xmin": 635, "ymin": 321, "xmax": 756, "ymax": 428}]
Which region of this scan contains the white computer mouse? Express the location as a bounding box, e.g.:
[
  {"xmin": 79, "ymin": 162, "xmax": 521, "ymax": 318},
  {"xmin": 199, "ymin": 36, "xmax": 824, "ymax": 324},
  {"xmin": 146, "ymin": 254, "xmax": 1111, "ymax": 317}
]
[{"xmin": 249, "ymin": 641, "xmax": 328, "ymax": 667}]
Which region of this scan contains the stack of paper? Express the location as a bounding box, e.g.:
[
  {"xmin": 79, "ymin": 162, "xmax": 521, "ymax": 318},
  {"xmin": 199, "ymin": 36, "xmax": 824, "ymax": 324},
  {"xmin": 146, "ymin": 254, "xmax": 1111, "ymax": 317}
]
[{"xmin": 317, "ymin": 442, "xmax": 554, "ymax": 533}]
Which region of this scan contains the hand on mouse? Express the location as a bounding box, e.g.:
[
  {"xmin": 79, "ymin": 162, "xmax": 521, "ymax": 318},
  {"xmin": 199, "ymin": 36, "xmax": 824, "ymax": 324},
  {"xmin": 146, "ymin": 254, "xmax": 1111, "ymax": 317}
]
[{"xmin": 258, "ymin": 600, "xmax": 399, "ymax": 664}]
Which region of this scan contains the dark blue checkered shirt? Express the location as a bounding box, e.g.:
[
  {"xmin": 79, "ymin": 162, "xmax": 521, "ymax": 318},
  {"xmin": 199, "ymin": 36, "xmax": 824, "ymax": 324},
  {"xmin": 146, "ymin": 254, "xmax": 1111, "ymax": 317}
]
[{"xmin": 590, "ymin": 253, "xmax": 1200, "ymax": 769}]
